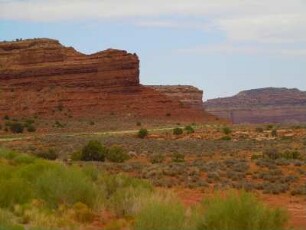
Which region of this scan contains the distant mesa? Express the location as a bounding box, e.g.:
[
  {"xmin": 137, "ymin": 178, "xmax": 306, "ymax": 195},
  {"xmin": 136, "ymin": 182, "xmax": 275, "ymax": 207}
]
[
  {"xmin": 0, "ymin": 38, "xmax": 216, "ymax": 122},
  {"xmin": 204, "ymin": 87, "xmax": 306, "ymax": 124}
]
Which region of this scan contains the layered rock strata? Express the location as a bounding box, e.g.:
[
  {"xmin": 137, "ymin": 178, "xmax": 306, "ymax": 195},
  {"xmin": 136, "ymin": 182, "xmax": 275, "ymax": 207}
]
[
  {"xmin": 0, "ymin": 38, "xmax": 214, "ymax": 122},
  {"xmin": 204, "ymin": 88, "xmax": 306, "ymax": 124}
]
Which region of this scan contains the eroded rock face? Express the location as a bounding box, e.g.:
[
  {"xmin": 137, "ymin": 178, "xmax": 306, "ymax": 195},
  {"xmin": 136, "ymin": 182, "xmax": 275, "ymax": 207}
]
[
  {"xmin": 149, "ymin": 85, "xmax": 204, "ymax": 109},
  {"xmin": 0, "ymin": 38, "xmax": 214, "ymax": 122},
  {"xmin": 204, "ymin": 88, "xmax": 306, "ymax": 124}
]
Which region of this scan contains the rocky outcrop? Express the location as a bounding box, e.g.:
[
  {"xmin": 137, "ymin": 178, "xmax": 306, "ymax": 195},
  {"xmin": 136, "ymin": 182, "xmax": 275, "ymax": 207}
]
[
  {"xmin": 204, "ymin": 88, "xmax": 306, "ymax": 124},
  {"xmin": 0, "ymin": 38, "xmax": 215, "ymax": 122},
  {"xmin": 149, "ymin": 85, "xmax": 204, "ymax": 109}
]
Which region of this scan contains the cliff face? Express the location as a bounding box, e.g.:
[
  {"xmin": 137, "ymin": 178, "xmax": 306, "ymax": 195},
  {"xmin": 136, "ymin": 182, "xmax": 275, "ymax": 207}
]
[
  {"xmin": 204, "ymin": 88, "xmax": 306, "ymax": 124},
  {"xmin": 0, "ymin": 38, "xmax": 214, "ymax": 122},
  {"xmin": 148, "ymin": 85, "xmax": 204, "ymax": 109}
]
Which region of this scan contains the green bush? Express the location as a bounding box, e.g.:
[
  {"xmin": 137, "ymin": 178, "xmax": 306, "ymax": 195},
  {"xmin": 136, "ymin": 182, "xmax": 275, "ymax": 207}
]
[
  {"xmin": 106, "ymin": 145, "xmax": 130, "ymax": 163},
  {"xmin": 108, "ymin": 187, "xmax": 151, "ymax": 217},
  {"xmin": 134, "ymin": 194, "xmax": 186, "ymax": 230},
  {"xmin": 35, "ymin": 165, "xmax": 98, "ymax": 208},
  {"xmin": 0, "ymin": 178, "xmax": 32, "ymax": 208},
  {"xmin": 196, "ymin": 191, "xmax": 288, "ymax": 230},
  {"xmin": 185, "ymin": 125, "xmax": 195, "ymax": 134},
  {"xmin": 222, "ymin": 127, "xmax": 232, "ymax": 135},
  {"xmin": 220, "ymin": 136, "xmax": 231, "ymax": 141},
  {"xmin": 35, "ymin": 149, "xmax": 58, "ymax": 160},
  {"xmin": 173, "ymin": 127, "xmax": 183, "ymax": 135},
  {"xmin": 138, "ymin": 129, "xmax": 148, "ymax": 139},
  {"xmin": 281, "ymin": 150, "xmax": 301, "ymax": 160},
  {"xmin": 8, "ymin": 122, "xmax": 24, "ymax": 133},
  {"xmin": 81, "ymin": 140, "xmax": 107, "ymax": 161}
]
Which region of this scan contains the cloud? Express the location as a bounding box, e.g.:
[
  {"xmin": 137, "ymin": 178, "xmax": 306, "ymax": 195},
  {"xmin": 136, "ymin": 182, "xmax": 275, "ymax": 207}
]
[
  {"xmin": 1, "ymin": 0, "xmax": 306, "ymax": 56},
  {"xmin": 178, "ymin": 43, "xmax": 306, "ymax": 58}
]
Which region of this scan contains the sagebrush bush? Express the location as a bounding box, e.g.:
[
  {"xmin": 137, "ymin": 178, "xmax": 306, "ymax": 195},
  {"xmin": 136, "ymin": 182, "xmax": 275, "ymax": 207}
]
[
  {"xmin": 106, "ymin": 145, "xmax": 130, "ymax": 163},
  {"xmin": 0, "ymin": 178, "xmax": 32, "ymax": 208},
  {"xmin": 185, "ymin": 125, "xmax": 195, "ymax": 134},
  {"xmin": 81, "ymin": 140, "xmax": 107, "ymax": 161},
  {"xmin": 173, "ymin": 127, "xmax": 183, "ymax": 135},
  {"xmin": 222, "ymin": 127, "xmax": 232, "ymax": 135},
  {"xmin": 35, "ymin": 149, "xmax": 58, "ymax": 160},
  {"xmin": 8, "ymin": 122, "xmax": 24, "ymax": 133},
  {"xmin": 35, "ymin": 166, "xmax": 98, "ymax": 208},
  {"xmin": 134, "ymin": 192, "xmax": 186, "ymax": 230},
  {"xmin": 196, "ymin": 191, "xmax": 288, "ymax": 230},
  {"xmin": 150, "ymin": 153, "xmax": 165, "ymax": 164},
  {"xmin": 108, "ymin": 186, "xmax": 151, "ymax": 217},
  {"xmin": 138, "ymin": 128, "xmax": 148, "ymax": 139}
]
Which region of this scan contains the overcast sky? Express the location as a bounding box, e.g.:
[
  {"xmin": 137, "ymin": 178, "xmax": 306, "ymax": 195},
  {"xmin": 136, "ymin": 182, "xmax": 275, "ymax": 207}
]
[{"xmin": 1, "ymin": 0, "xmax": 306, "ymax": 100}]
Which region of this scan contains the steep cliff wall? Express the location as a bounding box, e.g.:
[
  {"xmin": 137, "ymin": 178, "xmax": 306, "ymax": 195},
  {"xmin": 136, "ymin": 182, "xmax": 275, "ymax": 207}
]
[
  {"xmin": 0, "ymin": 38, "xmax": 214, "ymax": 122},
  {"xmin": 204, "ymin": 88, "xmax": 306, "ymax": 124},
  {"xmin": 148, "ymin": 85, "xmax": 204, "ymax": 109}
]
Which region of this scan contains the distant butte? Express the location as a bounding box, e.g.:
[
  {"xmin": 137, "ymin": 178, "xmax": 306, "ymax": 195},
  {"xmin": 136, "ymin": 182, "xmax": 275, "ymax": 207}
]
[
  {"xmin": 204, "ymin": 87, "xmax": 306, "ymax": 124},
  {"xmin": 0, "ymin": 38, "xmax": 216, "ymax": 123}
]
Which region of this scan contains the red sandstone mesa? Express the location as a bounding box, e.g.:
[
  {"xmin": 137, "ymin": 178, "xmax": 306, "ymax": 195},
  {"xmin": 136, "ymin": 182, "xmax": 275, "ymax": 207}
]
[
  {"xmin": 204, "ymin": 88, "xmax": 306, "ymax": 124},
  {"xmin": 0, "ymin": 38, "xmax": 215, "ymax": 122}
]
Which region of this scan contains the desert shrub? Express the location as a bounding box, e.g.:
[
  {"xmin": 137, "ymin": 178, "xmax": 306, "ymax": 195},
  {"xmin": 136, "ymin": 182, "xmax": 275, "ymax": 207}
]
[
  {"xmin": 3, "ymin": 115, "xmax": 10, "ymax": 120},
  {"xmin": 220, "ymin": 136, "xmax": 231, "ymax": 141},
  {"xmin": 105, "ymin": 219, "xmax": 131, "ymax": 230},
  {"xmin": 173, "ymin": 127, "xmax": 183, "ymax": 135},
  {"xmin": 35, "ymin": 165, "xmax": 98, "ymax": 208},
  {"xmin": 0, "ymin": 178, "xmax": 32, "ymax": 208},
  {"xmin": 108, "ymin": 186, "xmax": 151, "ymax": 217},
  {"xmin": 290, "ymin": 183, "xmax": 306, "ymax": 196},
  {"xmin": 27, "ymin": 125, "xmax": 36, "ymax": 132},
  {"xmin": 71, "ymin": 151, "xmax": 82, "ymax": 161},
  {"xmin": 106, "ymin": 145, "xmax": 130, "ymax": 163},
  {"xmin": 172, "ymin": 152, "xmax": 185, "ymax": 162},
  {"xmin": 134, "ymin": 193, "xmax": 186, "ymax": 230},
  {"xmin": 136, "ymin": 121, "xmax": 142, "ymax": 126},
  {"xmin": 99, "ymin": 173, "xmax": 152, "ymax": 198},
  {"xmin": 222, "ymin": 127, "xmax": 232, "ymax": 135},
  {"xmin": 53, "ymin": 121, "xmax": 65, "ymax": 128},
  {"xmin": 8, "ymin": 122, "xmax": 24, "ymax": 133},
  {"xmin": 282, "ymin": 150, "xmax": 301, "ymax": 160},
  {"xmin": 35, "ymin": 149, "xmax": 58, "ymax": 160},
  {"xmin": 14, "ymin": 154, "xmax": 36, "ymax": 164},
  {"xmin": 81, "ymin": 140, "xmax": 107, "ymax": 161},
  {"xmin": 263, "ymin": 148, "xmax": 280, "ymax": 160},
  {"xmin": 88, "ymin": 121, "xmax": 95, "ymax": 126},
  {"xmin": 196, "ymin": 191, "xmax": 288, "ymax": 230},
  {"xmin": 185, "ymin": 125, "xmax": 195, "ymax": 134},
  {"xmin": 0, "ymin": 209, "xmax": 15, "ymax": 226},
  {"xmin": 255, "ymin": 127, "xmax": 264, "ymax": 133},
  {"xmin": 137, "ymin": 128, "xmax": 148, "ymax": 139},
  {"xmin": 271, "ymin": 129, "xmax": 278, "ymax": 137},
  {"xmin": 251, "ymin": 154, "xmax": 263, "ymax": 160},
  {"xmin": 0, "ymin": 148, "xmax": 18, "ymax": 160},
  {"xmin": 150, "ymin": 153, "xmax": 165, "ymax": 164},
  {"xmin": 72, "ymin": 202, "xmax": 94, "ymax": 223},
  {"xmin": 266, "ymin": 124, "xmax": 274, "ymax": 130}
]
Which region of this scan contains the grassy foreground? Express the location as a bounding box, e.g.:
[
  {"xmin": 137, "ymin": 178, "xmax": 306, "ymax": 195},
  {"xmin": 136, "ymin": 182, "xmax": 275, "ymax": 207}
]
[{"xmin": 0, "ymin": 148, "xmax": 289, "ymax": 230}]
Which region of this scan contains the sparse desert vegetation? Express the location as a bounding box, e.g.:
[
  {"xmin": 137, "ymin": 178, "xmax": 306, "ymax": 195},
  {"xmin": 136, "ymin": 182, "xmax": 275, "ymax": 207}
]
[{"xmin": 0, "ymin": 123, "xmax": 305, "ymax": 229}]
